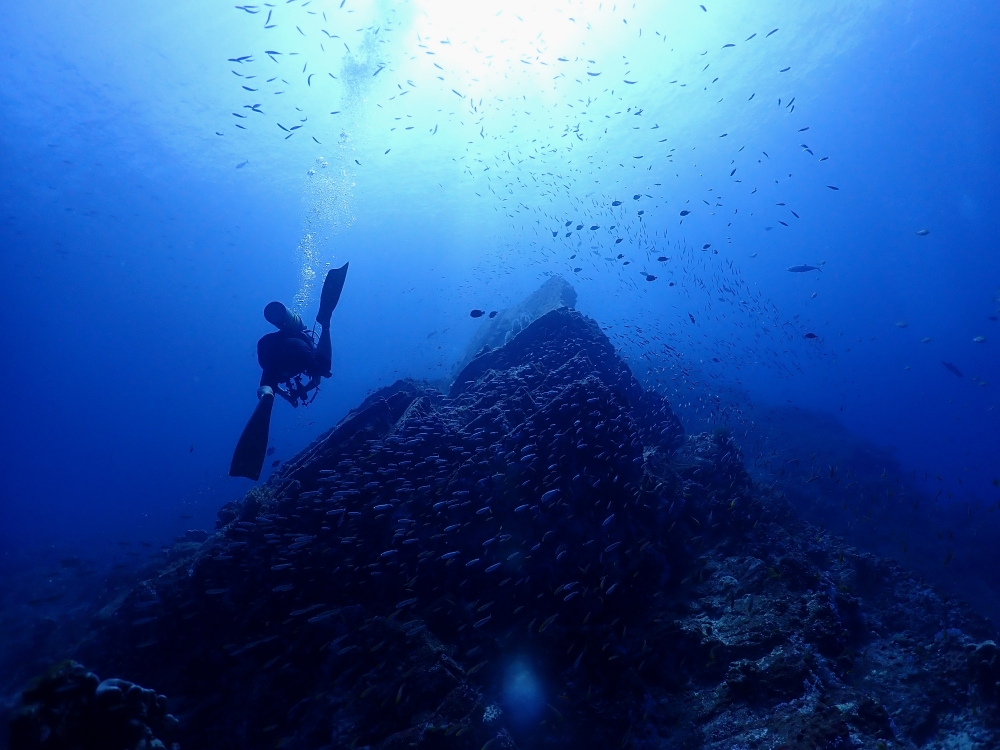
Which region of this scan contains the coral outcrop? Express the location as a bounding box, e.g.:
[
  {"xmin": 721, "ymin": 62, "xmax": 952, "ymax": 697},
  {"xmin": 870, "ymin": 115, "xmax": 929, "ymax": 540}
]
[{"xmin": 8, "ymin": 661, "xmax": 177, "ymax": 750}]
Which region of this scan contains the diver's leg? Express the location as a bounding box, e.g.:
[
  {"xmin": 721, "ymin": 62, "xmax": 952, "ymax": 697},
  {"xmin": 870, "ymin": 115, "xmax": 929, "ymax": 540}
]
[{"xmin": 316, "ymin": 324, "xmax": 332, "ymax": 378}]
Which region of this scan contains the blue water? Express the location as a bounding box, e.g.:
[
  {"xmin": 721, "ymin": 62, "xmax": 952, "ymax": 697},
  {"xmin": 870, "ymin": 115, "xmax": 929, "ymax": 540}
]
[{"xmin": 1, "ymin": 0, "xmax": 997, "ymax": 588}]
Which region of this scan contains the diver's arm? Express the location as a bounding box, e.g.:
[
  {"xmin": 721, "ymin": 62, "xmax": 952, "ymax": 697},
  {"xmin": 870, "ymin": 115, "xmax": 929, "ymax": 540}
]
[{"xmin": 272, "ymin": 384, "xmax": 298, "ymax": 407}]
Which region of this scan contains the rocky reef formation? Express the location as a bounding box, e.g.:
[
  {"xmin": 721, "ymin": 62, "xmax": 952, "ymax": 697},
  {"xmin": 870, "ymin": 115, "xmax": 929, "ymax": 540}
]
[
  {"xmin": 451, "ymin": 274, "xmax": 578, "ymax": 376},
  {"xmin": 8, "ymin": 661, "xmax": 177, "ymax": 750},
  {"xmin": 12, "ymin": 305, "xmax": 1000, "ymax": 749}
]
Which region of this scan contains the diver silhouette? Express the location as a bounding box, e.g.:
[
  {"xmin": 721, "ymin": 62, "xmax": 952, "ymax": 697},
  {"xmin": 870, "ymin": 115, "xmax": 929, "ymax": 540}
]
[{"xmin": 229, "ymin": 263, "xmax": 349, "ymax": 480}]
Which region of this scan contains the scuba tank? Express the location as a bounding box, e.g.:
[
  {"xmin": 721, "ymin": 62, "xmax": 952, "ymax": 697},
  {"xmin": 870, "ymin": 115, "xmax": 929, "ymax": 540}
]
[{"xmin": 263, "ymin": 301, "xmax": 305, "ymax": 332}]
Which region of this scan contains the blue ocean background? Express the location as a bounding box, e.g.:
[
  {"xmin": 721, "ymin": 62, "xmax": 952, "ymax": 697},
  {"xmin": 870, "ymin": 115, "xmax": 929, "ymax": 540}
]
[{"xmin": 1, "ymin": 0, "xmax": 997, "ymax": 658}]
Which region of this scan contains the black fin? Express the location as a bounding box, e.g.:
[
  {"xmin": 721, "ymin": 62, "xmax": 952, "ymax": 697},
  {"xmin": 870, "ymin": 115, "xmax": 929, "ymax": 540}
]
[
  {"xmin": 316, "ymin": 262, "xmax": 349, "ymax": 327},
  {"xmin": 229, "ymin": 392, "xmax": 275, "ymax": 481}
]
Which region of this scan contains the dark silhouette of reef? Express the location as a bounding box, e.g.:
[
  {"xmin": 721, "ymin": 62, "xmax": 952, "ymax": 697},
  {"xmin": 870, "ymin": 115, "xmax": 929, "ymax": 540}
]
[
  {"xmin": 10, "ymin": 305, "xmax": 1000, "ymax": 749},
  {"xmin": 8, "ymin": 661, "xmax": 178, "ymax": 750}
]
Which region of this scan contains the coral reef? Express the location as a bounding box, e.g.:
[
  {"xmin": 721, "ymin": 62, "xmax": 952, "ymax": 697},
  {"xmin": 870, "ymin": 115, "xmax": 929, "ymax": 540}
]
[
  {"xmin": 11, "ymin": 303, "xmax": 1000, "ymax": 749},
  {"xmin": 8, "ymin": 661, "xmax": 177, "ymax": 750}
]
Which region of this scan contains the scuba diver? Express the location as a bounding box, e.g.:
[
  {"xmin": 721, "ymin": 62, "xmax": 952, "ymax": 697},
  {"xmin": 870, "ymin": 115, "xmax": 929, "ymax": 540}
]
[{"xmin": 229, "ymin": 263, "xmax": 349, "ymax": 481}]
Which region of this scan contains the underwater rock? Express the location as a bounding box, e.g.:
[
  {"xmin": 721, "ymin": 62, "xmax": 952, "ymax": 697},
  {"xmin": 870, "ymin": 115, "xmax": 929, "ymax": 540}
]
[
  {"xmin": 453, "ymin": 275, "xmax": 578, "ymax": 376},
  {"xmin": 8, "ymin": 660, "xmax": 177, "ymax": 750},
  {"xmin": 969, "ymin": 640, "xmax": 1000, "ymax": 699},
  {"xmin": 14, "ymin": 293, "xmax": 1000, "ymax": 749}
]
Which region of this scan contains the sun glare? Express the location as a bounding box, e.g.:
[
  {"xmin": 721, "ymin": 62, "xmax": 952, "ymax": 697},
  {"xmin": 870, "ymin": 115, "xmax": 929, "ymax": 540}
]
[{"xmin": 413, "ymin": 0, "xmax": 590, "ymax": 86}]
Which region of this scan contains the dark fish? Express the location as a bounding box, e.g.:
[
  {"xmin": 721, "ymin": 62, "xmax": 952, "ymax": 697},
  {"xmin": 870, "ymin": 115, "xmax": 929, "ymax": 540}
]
[
  {"xmin": 688, "ymin": 313, "xmax": 696, "ymax": 323},
  {"xmin": 645, "ymin": 274, "xmax": 657, "ymax": 281},
  {"xmin": 267, "ymin": 446, "xmax": 276, "ymax": 456},
  {"xmin": 779, "ymin": 67, "xmax": 790, "ymax": 73},
  {"xmin": 470, "ymin": 310, "xmax": 485, "ymax": 318},
  {"xmin": 612, "ymin": 200, "xmax": 622, "ymax": 206},
  {"xmin": 702, "ymin": 243, "xmax": 711, "ymax": 250},
  {"xmin": 766, "ymin": 28, "xmax": 779, "ymax": 37},
  {"xmin": 657, "ymin": 256, "xmax": 668, "ymax": 262},
  {"xmin": 827, "ymin": 185, "xmax": 839, "ymax": 190},
  {"xmin": 787, "ymin": 265, "xmax": 821, "ymax": 272},
  {"xmin": 680, "ymin": 210, "xmax": 690, "ymax": 216},
  {"xmin": 942, "ymin": 361, "xmax": 963, "ymax": 378},
  {"xmin": 271, "ymin": 460, "xmax": 280, "ymax": 467},
  {"xmin": 915, "ymin": 229, "xmax": 930, "ymax": 236},
  {"xmin": 804, "ymin": 332, "xmax": 818, "ymax": 339},
  {"xmin": 236, "ymin": 160, "xmax": 249, "ymax": 169},
  {"xmin": 489, "ymin": 311, "xmax": 498, "ymax": 318}
]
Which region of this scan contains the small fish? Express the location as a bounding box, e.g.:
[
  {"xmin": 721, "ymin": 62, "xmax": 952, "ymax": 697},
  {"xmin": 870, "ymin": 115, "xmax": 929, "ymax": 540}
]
[
  {"xmin": 920, "ymin": 337, "xmax": 931, "ymax": 343},
  {"xmin": 895, "ymin": 321, "xmax": 908, "ymax": 328},
  {"xmin": 488, "ymin": 311, "xmax": 498, "ymax": 318},
  {"xmin": 973, "ymin": 336, "xmax": 986, "ymax": 343},
  {"xmin": 804, "ymin": 332, "xmax": 818, "ymax": 339},
  {"xmin": 766, "ymin": 28, "xmax": 779, "ymax": 37},
  {"xmin": 787, "ymin": 265, "xmax": 821, "ymax": 273},
  {"xmin": 827, "ymin": 185, "xmax": 840, "ymax": 190},
  {"xmin": 915, "ymin": 229, "xmax": 930, "ymax": 236},
  {"xmin": 470, "ymin": 310, "xmax": 485, "ymax": 318},
  {"xmin": 779, "ymin": 67, "xmax": 791, "ymax": 73},
  {"xmin": 680, "ymin": 210, "xmax": 690, "ymax": 216},
  {"xmin": 612, "ymin": 200, "xmax": 622, "ymax": 206},
  {"xmin": 942, "ymin": 361, "xmax": 963, "ymax": 378},
  {"xmin": 645, "ymin": 274, "xmax": 657, "ymax": 282},
  {"xmin": 236, "ymin": 160, "xmax": 249, "ymax": 169}
]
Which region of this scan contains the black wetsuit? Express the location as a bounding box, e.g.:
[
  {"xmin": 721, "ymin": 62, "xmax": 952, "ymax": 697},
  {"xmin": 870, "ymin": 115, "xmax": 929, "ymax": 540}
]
[{"xmin": 257, "ymin": 326, "xmax": 331, "ymax": 390}]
